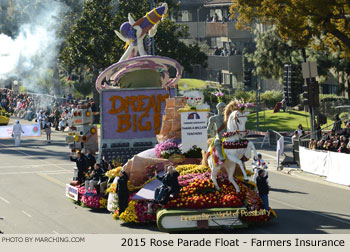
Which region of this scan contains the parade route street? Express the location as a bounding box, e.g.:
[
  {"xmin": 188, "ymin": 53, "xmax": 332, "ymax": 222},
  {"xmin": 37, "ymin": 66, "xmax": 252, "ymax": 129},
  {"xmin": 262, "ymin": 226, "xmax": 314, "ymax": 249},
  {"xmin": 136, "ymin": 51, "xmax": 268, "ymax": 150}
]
[{"xmin": 0, "ymin": 119, "xmax": 349, "ymax": 234}]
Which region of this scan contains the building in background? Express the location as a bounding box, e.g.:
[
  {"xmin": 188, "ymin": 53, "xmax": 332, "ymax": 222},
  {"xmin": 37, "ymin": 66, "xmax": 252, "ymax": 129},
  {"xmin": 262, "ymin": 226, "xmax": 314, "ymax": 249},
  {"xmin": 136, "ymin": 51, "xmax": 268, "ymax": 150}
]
[
  {"xmin": 173, "ymin": 0, "xmax": 253, "ymax": 89},
  {"xmin": 172, "ymin": 0, "xmax": 343, "ymax": 96}
]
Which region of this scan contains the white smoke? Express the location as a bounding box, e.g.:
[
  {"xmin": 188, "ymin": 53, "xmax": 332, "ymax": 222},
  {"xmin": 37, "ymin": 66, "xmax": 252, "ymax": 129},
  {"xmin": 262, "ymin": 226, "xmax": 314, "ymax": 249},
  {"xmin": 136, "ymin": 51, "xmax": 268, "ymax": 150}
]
[{"xmin": 0, "ymin": 1, "xmax": 67, "ymax": 93}]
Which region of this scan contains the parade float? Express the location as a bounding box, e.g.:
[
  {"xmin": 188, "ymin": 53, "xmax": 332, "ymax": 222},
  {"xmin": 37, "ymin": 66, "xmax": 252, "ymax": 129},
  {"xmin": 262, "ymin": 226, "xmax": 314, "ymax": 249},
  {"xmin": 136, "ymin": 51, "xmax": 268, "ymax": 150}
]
[
  {"xmin": 66, "ymin": 2, "xmax": 276, "ymax": 231},
  {"xmin": 0, "ymin": 106, "xmax": 10, "ymax": 126}
]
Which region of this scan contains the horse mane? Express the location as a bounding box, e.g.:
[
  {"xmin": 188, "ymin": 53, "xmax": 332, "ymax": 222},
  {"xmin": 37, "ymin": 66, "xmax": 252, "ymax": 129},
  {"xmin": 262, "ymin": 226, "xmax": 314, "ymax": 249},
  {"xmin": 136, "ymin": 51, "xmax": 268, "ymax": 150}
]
[{"xmin": 224, "ymin": 100, "xmax": 240, "ymax": 124}]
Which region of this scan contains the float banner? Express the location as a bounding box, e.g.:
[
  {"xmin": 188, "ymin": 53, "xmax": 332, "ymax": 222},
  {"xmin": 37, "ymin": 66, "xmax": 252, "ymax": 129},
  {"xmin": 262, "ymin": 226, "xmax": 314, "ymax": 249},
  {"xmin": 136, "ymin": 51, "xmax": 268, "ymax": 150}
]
[
  {"xmin": 101, "ymin": 88, "xmax": 175, "ymax": 140},
  {"xmin": 0, "ymin": 123, "xmax": 41, "ymax": 139},
  {"xmin": 180, "ymin": 111, "xmax": 208, "ymax": 152},
  {"xmin": 65, "ymin": 184, "xmax": 79, "ymax": 201}
]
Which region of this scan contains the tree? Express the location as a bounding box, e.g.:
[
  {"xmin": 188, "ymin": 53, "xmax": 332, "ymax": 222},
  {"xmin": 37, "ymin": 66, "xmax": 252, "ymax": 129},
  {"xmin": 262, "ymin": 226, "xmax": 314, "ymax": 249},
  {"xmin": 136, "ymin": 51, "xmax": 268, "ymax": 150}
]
[
  {"xmin": 155, "ymin": 20, "xmax": 207, "ymax": 73},
  {"xmin": 245, "ymin": 27, "xmax": 302, "ymax": 82},
  {"xmin": 59, "ymin": 0, "xmax": 120, "ymax": 107},
  {"xmin": 231, "ymin": 0, "xmax": 350, "ymax": 59}
]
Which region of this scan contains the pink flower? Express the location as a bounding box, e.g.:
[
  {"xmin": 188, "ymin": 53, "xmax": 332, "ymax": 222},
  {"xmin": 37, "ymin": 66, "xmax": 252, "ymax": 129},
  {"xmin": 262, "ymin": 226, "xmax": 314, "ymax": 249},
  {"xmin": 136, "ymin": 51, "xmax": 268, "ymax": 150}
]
[{"xmin": 215, "ymin": 91, "xmax": 224, "ymax": 97}]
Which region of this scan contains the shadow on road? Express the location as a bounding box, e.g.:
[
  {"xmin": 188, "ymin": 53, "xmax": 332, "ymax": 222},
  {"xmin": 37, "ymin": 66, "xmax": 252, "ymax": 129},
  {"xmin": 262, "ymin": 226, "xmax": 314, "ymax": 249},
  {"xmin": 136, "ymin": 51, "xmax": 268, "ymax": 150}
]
[
  {"xmin": 265, "ymin": 209, "xmax": 350, "ymax": 234},
  {"xmin": 120, "ymin": 222, "xmax": 161, "ymax": 233},
  {"xmin": 0, "ymin": 138, "xmax": 69, "ymax": 161},
  {"xmin": 270, "ymin": 188, "xmax": 308, "ymax": 194},
  {"xmin": 154, "ymin": 209, "xmax": 350, "ymax": 234}
]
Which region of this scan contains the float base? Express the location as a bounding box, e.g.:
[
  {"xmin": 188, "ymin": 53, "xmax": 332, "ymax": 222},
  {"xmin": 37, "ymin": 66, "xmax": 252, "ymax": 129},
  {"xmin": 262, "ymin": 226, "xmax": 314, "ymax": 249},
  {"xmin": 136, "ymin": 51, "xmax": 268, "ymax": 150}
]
[{"xmin": 156, "ymin": 207, "xmax": 248, "ymax": 232}]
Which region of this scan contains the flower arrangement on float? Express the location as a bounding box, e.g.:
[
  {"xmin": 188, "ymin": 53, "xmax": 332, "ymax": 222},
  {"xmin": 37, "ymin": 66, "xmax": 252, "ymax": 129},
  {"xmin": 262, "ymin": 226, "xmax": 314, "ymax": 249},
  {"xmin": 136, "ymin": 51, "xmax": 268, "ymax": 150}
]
[
  {"xmin": 73, "ymin": 186, "xmax": 108, "ymax": 209},
  {"xmin": 155, "ymin": 139, "xmax": 181, "ymax": 159},
  {"xmin": 110, "ymin": 163, "xmax": 272, "ymax": 225},
  {"xmin": 70, "ymin": 167, "xmax": 124, "ymax": 210},
  {"xmin": 106, "ymin": 167, "xmax": 122, "ymax": 179}
]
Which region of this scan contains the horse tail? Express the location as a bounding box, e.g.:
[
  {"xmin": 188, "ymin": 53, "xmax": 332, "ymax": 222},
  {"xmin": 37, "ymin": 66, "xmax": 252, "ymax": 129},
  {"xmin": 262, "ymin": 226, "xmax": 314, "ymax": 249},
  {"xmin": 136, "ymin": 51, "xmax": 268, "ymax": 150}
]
[
  {"xmin": 202, "ymin": 138, "xmax": 214, "ymax": 166},
  {"xmin": 201, "ymin": 150, "xmax": 209, "ymax": 166}
]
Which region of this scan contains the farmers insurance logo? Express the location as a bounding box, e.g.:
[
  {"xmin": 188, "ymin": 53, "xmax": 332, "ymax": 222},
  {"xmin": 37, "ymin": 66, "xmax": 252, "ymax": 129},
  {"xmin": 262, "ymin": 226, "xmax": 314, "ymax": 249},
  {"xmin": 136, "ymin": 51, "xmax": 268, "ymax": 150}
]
[{"xmin": 187, "ymin": 112, "xmax": 200, "ymax": 120}]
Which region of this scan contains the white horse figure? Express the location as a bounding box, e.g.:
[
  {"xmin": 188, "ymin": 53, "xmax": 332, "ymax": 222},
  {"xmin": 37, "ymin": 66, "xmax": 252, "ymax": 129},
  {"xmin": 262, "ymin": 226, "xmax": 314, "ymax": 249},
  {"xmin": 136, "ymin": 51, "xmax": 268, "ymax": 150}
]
[{"xmin": 204, "ymin": 103, "xmax": 258, "ymax": 192}]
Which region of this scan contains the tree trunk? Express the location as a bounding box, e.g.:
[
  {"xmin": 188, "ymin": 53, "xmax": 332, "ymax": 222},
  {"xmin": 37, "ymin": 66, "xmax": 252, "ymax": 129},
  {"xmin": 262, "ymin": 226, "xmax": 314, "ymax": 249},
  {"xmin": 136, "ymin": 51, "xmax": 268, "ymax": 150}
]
[
  {"xmin": 92, "ymin": 65, "xmax": 100, "ymax": 108},
  {"xmin": 92, "ymin": 65, "xmax": 100, "ymax": 123}
]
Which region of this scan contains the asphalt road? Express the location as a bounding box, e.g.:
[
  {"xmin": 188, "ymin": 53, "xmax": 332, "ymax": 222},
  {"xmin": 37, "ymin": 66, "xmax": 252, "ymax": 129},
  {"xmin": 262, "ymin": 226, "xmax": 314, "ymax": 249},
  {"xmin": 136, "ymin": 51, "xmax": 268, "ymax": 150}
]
[{"xmin": 0, "ymin": 118, "xmax": 349, "ymax": 234}]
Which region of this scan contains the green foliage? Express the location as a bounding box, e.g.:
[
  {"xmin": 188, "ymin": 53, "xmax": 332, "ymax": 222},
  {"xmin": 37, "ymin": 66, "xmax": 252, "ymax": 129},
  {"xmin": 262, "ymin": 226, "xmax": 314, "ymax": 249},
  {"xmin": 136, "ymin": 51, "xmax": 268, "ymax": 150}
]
[
  {"xmin": 233, "ymin": 90, "xmax": 255, "ymax": 103},
  {"xmin": 59, "ymin": 0, "xmax": 122, "ymax": 104},
  {"xmin": 202, "ymin": 87, "xmax": 234, "ymax": 107},
  {"xmin": 60, "ymin": 0, "xmax": 119, "ymax": 70},
  {"xmin": 245, "ymin": 27, "xmax": 302, "ymax": 82},
  {"xmin": 260, "ymin": 90, "xmax": 283, "ymax": 108},
  {"xmin": 339, "ymin": 112, "xmax": 350, "ymax": 121},
  {"xmin": 183, "ymin": 146, "xmax": 202, "ymax": 159},
  {"xmin": 155, "ymin": 20, "xmax": 207, "ymax": 73},
  {"xmin": 319, "ymin": 94, "xmax": 348, "ymax": 102},
  {"xmin": 231, "ymin": 0, "xmax": 350, "ymax": 59}
]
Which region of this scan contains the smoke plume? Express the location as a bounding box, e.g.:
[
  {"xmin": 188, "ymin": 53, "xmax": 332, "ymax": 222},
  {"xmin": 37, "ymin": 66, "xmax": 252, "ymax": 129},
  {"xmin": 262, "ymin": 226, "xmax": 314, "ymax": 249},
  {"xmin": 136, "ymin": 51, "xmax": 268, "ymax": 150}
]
[{"xmin": 0, "ymin": 0, "xmax": 67, "ymax": 94}]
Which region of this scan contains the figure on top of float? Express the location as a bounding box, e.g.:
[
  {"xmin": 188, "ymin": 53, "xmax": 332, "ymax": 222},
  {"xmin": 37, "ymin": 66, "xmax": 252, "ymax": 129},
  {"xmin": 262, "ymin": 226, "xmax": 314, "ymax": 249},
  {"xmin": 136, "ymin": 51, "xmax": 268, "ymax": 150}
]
[
  {"xmin": 114, "ymin": 3, "xmax": 168, "ymax": 62},
  {"xmin": 207, "ymin": 102, "xmax": 227, "ymax": 162}
]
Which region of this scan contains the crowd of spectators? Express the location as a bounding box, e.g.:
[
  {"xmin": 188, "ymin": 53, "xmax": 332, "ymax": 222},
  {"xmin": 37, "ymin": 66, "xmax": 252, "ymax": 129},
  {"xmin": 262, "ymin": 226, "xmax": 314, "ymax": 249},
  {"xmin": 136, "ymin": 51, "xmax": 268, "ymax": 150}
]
[
  {"xmin": 307, "ymin": 118, "xmax": 350, "ymax": 154},
  {"xmin": 0, "ymin": 88, "xmax": 97, "ymax": 131},
  {"xmin": 213, "ymin": 45, "xmax": 241, "ymax": 56},
  {"xmin": 206, "ymin": 13, "xmax": 236, "ymax": 23}
]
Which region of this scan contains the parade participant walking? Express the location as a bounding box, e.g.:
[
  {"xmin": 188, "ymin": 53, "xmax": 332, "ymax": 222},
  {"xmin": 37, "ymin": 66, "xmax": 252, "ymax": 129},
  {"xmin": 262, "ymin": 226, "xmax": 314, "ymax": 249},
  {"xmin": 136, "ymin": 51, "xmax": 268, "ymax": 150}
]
[
  {"xmin": 12, "ymin": 120, "xmax": 24, "ymax": 147},
  {"xmin": 54, "ymin": 108, "xmax": 60, "ymax": 130},
  {"xmin": 207, "ymin": 102, "xmax": 227, "ymax": 162},
  {"xmin": 117, "ymin": 171, "xmax": 129, "ymax": 214},
  {"xmin": 256, "ymin": 169, "xmax": 270, "ymax": 210},
  {"xmin": 66, "ymin": 109, "xmax": 72, "ymax": 128},
  {"xmin": 44, "ymin": 118, "xmax": 52, "ymax": 143}
]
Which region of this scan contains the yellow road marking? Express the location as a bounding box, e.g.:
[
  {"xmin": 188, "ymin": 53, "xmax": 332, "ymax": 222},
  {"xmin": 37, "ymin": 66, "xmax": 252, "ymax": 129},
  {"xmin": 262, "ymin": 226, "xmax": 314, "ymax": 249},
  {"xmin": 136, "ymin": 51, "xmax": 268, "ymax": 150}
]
[{"xmin": 37, "ymin": 173, "xmax": 66, "ymax": 187}]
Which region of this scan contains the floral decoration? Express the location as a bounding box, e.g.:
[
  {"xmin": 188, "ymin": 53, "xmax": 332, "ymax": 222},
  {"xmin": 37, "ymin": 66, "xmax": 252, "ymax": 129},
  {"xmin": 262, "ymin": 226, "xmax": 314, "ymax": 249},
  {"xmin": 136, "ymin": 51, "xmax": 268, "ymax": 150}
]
[
  {"xmin": 106, "ymin": 167, "xmax": 122, "ymax": 179},
  {"xmin": 119, "ymin": 200, "xmax": 139, "ymax": 223},
  {"xmin": 155, "ymin": 140, "xmax": 181, "ymax": 159},
  {"xmin": 237, "ymin": 102, "xmax": 254, "ymax": 111},
  {"xmin": 214, "ymin": 91, "xmax": 224, "ymax": 102}
]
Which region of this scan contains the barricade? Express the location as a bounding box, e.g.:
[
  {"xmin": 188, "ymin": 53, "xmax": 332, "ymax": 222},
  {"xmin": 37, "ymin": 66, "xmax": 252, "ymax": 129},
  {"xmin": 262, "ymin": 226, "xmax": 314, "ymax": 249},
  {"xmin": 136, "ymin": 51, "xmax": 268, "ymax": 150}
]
[{"xmin": 299, "ymin": 147, "xmax": 350, "ymax": 186}]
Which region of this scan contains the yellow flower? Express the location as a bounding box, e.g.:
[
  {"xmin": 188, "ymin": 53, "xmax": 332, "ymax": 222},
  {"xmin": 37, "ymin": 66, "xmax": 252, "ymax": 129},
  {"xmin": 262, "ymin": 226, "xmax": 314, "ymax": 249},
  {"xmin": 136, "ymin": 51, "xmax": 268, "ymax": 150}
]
[
  {"xmin": 105, "ymin": 183, "xmax": 117, "ymax": 194},
  {"xmin": 175, "ymin": 164, "xmax": 209, "ymax": 175},
  {"xmin": 99, "ymin": 198, "xmax": 107, "ymax": 209},
  {"xmin": 119, "ymin": 200, "xmax": 139, "ymax": 223},
  {"xmin": 106, "ymin": 167, "xmax": 122, "ymax": 179}
]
